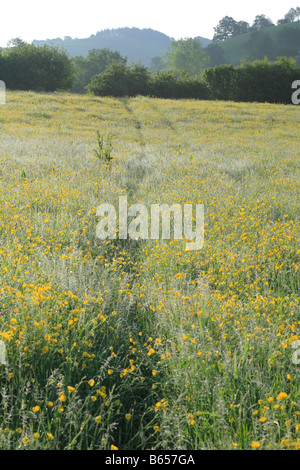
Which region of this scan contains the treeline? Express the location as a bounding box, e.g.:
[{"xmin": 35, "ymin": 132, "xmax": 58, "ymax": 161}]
[
  {"xmin": 1, "ymin": 39, "xmax": 299, "ymax": 104},
  {"xmin": 88, "ymin": 57, "xmax": 299, "ymax": 104}
]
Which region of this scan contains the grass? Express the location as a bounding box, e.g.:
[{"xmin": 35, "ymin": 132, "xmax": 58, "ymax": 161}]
[{"xmin": 0, "ymin": 90, "xmax": 299, "ymax": 449}]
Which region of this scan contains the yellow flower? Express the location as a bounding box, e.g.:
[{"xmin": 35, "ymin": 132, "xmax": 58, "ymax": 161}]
[
  {"xmin": 251, "ymin": 441, "xmax": 260, "ymax": 449},
  {"xmin": 108, "ymin": 369, "xmax": 113, "ymax": 375},
  {"xmin": 67, "ymin": 386, "xmax": 75, "ymax": 392},
  {"xmin": 95, "ymin": 416, "xmax": 102, "ymax": 424},
  {"xmin": 259, "ymin": 417, "xmax": 267, "ymax": 423},
  {"xmin": 276, "ymin": 392, "xmax": 288, "ymax": 401},
  {"xmin": 59, "ymin": 394, "xmax": 66, "ymax": 402},
  {"xmin": 88, "ymin": 379, "xmax": 95, "ymax": 387},
  {"xmin": 32, "ymin": 406, "xmax": 40, "ymax": 413},
  {"xmin": 111, "ymin": 445, "xmax": 118, "ymax": 450},
  {"xmin": 125, "ymin": 414, "xmax": 132, "ymax": 421},
  {"xmin": 48, "ymin": 401, "xmax": 54, "ymax": 407},
  {"xmin": 153, "ymin": 426, "xmax": 160, "ymax": 432},
  {"xmin": 47, "ymin": 433, "xmax": 54, "ymax": 440},
  {"xmin": 22, "ymin": 437, "xmax": 30, "ymax": 445}
]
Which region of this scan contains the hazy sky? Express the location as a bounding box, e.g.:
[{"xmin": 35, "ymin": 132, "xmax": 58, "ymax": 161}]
[{"xmin": 0, "ymin": 1, "xmax": 295, "ymax": 46}]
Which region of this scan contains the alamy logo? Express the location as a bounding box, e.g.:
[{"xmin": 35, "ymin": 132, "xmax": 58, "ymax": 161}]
[
  {"xmin": 0, "ymin": 81, "xmax": 5, "ymax": 104},
  {"xmin": 291, "ymin": 340, "xmax": 300, "ymax": 365},
  {"xmin": 96, "ymin": 196, "xmax": 204, "ymax": 251},
  {"xmin": 291, "ymin": 80, "xmax": 300, "ymax": 105}
]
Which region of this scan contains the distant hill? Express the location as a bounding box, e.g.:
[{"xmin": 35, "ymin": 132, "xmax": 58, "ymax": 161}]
[
  {"xmin": 32, "ymin": 27, "xmax": 212, "ymax": 66},
  {"xmin": 217, "ymin": 20, "xmax": 300, "ymax": 65}
]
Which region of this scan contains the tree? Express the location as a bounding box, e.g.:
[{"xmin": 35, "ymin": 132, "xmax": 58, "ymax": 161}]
[
  {"xmin": 203, "ymin": 64, "xmax": 236, "ymax": 100},
  {"xmin": 278, "ymin": 7, "xmax": 300, "ymax": 24},
  {"xmin": 87, "ymin": 62, "xmax": 130, "ymax": 96},
  {"xmin": 128, "ymin": 63, "xmax": 150, "ymax": 96},
  {"xmin": 205, "ymin": 43, "xmax": 227, "ymax": 67},
  {"xmin": 276, "ymin": 26, "xmax": 300, "ymax": 57},
  {"xmin": 1, "ymin": 40, "xmax": 73, "ymax": 91},
  {"xmin": 251, "ymin": 14, "xmax": 274, "ymax": 31},
  {"xmin": 72, "ymin": 48, "xmax": 127, "ymax": 93},
  {"xmin": 245, "ymin": 31, "xmax": 277, "ymax": 61},
  {"xmin": 149, "ymin": 56, "xmax": 164, "ymax": 73},
  {"xmin": 162, "ymin": 38, "xmax": 209, "ymax": 77}
]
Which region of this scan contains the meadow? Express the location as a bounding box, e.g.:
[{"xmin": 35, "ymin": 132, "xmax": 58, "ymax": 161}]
[{"xmin": 0, "ymin": 90, "xmax": 299, "ymax": 450}]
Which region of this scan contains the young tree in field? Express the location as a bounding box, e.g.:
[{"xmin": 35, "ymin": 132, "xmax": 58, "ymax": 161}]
[{"xmin": 162, "ymin": 38, "xmax": 209, "ymax": 77}]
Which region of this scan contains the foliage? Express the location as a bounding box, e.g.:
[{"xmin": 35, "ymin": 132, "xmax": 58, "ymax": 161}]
[
  {"xmin": 93, "ymin": 131, "xmax": 114, "ymax": 162},
  {"xmin": 251, "ymin": 14, "xmax": 275, "ymax": 31},
  {"xmin": 87, "ymin": 64, "xmax": 209, "ymax": 99},
  {"xmin": 203, "ymin": 57, "xmax": 300, "ymax": 103},
  {"xmin": 205, "ymin": 43, "xmax": 227, "ymax": 67},
  {"xmin": 278, "ymin": 7, "xmax": 300, "ymax": 24},
  {"xmin": 213, "ymin": 16, "xmax": 251, "ymax": 41},
  {"xmin": 162, "ymin": 38, "xmax": 210, "ymax": 77},
  {"xmin": 245, "ymin": 31, "xmax": 277, "ymax": 61},
  {"xmin": 0, "ymin": 40, "xmax": 73, "ymax": 91},
  {"xmin": 72, "ymin": 48, "xmax": 127, "ymax": 93}
]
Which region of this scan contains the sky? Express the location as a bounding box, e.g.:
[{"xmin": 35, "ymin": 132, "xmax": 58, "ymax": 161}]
[{"xmin": 0, "ymin": 1, "xmax": 296, "ymax": 47}]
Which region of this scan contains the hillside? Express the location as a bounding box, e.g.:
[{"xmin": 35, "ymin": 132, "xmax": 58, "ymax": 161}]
[
  {"xmin": 218, "ymin": 20, "xmax": 300, "ymax": 65},
  {"xmin": 32, "ymin": 27, "xmax": 212, "ymax": 65}
]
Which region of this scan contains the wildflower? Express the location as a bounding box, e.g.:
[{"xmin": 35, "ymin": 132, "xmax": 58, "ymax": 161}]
[
  {"xmin": 251, "ymin": 441, "xmax": 260, "ymax": 449},
  {"xmin": 32, "ymin": 406, "xmax": 40, "ymax": 413},
  {"xmin": 125, "ymin": 414, "xmax": 132, "ymax": 421},
  {"xmin": 88, "ymin": 379, "xmax": 95, "ymax": 387},
  {"xmin": 95, "ymin": 416, "xmax": 102, "ymax": 423},
  {"xmin": 111, "ymin": 445, "xmax": 118, "ymax": 450},
  {"xmin": 276, "ymin": 392, "xmax": 288, "ymax": 401}
]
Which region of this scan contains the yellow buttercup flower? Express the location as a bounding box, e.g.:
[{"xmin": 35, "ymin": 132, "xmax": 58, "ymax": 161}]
[
  {"xmin": 251, "ymin": 441, "xmax": 260, "ymax": 449},
  {"xmin": 276, "ymin": 392, "xmax": 288, "ymax": 401}
]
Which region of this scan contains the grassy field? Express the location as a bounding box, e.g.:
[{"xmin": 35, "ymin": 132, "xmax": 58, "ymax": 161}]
[{"xmin": 0, "ymin": 91, "xmax": 299, "ymax": 450}]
